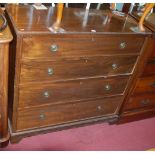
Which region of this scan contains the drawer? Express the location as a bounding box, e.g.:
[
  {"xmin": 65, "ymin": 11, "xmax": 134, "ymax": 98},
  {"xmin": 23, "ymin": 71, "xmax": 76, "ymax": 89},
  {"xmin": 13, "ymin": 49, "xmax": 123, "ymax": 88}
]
[
  {"xmin": 18, "ymin": 76, "xmax": 129, "ymax": 108},
  {"xmin": 142, "ymin": 59, "xmax": 155, "ymax": 77},
  {"xmin": 20, "ymin": 56, "xmax": 137, "ymax": 83},
  {"xmin": 16, "ymin": 96, "xmax": 123, "ymax": 131},
  {"xmin": 133, "ymin": 76, "xmax": 155, "ymax": 94},
  {"xmin": 124, "ymin": 93, "xmax": 155, "ymax": 111},
  {"xmin": 22, "ymin": 35, "xmax": 144, "ymax": 60}
]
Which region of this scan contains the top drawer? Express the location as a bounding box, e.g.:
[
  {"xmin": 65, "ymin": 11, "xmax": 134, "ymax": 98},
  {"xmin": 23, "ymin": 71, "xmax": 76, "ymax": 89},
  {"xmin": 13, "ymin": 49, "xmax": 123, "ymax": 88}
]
[{"xmin": 22, "ymin": 35, "xmax": 144, "ymax": 60}]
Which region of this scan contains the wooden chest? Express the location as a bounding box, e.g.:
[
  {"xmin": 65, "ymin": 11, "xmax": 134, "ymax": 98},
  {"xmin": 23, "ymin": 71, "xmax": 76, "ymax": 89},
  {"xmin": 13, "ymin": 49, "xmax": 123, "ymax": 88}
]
[
  {"xmin": 0, "ymin": 9, "xmax": 12, "ymax": 144},
  {"xmin": 120, "ymin": 12, "xmax": 155, "ymax": 123},
  {"xmin": 5, "ymin": 4, "xmax": 152, "ymax": 143}
]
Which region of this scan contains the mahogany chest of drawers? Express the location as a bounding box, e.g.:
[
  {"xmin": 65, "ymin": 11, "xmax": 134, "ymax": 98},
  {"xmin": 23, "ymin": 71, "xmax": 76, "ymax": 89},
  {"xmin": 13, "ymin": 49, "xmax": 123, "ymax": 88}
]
[
  {"xmin": 5, "ymin": 4, "xmax": 153, "ymax": 143},
  {"xmin": 0, "ymin": 9, "xmax": 12, "ymax": 145},
  {"xmin": 119, "ymin": 12, "xmax": 155, "ymax": 123}
]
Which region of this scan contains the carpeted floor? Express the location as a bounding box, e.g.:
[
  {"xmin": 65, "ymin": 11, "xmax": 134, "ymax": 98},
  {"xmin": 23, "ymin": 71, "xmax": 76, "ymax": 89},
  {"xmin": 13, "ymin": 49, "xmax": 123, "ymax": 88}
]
[{"xmin": 1, "ymin": 117, "xmax": 155, "ymax": 151}]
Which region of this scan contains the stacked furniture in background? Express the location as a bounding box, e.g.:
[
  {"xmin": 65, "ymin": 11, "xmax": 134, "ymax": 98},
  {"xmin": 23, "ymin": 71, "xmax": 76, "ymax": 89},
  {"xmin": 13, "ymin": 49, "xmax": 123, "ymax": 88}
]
[{"xmin": 119, "ymin": 12, "xmax": 155, "ymax": 123}]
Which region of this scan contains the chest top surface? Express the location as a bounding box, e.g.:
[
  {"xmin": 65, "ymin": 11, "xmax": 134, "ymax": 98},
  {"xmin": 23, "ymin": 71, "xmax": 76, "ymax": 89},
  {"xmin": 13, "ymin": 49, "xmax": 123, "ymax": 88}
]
[
  {"xmin": 131, "ymin": 12, "xmax": 155, "ymax": 32},
  {"xmin": 6, "ymin": 4, "xmax": 151, "ymax": 35}
]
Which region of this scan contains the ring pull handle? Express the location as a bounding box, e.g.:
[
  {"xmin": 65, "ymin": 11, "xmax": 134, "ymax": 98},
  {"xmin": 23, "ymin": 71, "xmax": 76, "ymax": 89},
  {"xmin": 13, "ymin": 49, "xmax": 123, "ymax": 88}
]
[
  {"xmin": 112, "ymin": 63, "xmax": 118, "ymax": 70},
  {"xmin": 39, "ymin": 113, "xmax": 46, "ymax": 120},
  {"xmin": 150, "ymin": 83, "xmax": 155, "ymax": 88},
  {"xmin": 140, "ymin": 99, "xmax": 150, "ymax": 105},
  {"xmin": 51, "ymin": 44, "xmax": 58, "ymax": 52},
  {"xmin": 97, "ymin": 106, "xmax": 103, "ymax": 111},
  {"xmin": 47, "ymin": 68, "xmax": 54, "ymax": 76},
  {"xmin": 104, "ymin": 84, "xmax": 111, "ymax": 91},
  {"xmin": 120, "ymin": 42, "xmax": 126, "ymax": 49},
  {"xmin": 43, "ymin": 91, "xmax": 50, "ymax": 98}
]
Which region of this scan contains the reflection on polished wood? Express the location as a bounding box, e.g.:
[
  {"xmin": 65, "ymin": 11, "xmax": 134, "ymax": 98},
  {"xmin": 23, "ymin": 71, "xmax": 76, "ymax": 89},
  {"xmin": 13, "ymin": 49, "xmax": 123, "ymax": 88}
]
[
  {"xmin": 139, "ymin": 3, "xmax": 155, "ymax": 31},
  {"xmin": 110, "ymin": 3, "xmax": 116, "ymax": 11},
  {"xmin": 131, "ymin": 12, "xmax": 155, "ymax": 32},
  {"xmin": 52, "ymin": 3, "xmax": 64, "ymax": 31},
  {"xmin": 5, "ymin": 4, "xmax": 151, "ymax": 34}
]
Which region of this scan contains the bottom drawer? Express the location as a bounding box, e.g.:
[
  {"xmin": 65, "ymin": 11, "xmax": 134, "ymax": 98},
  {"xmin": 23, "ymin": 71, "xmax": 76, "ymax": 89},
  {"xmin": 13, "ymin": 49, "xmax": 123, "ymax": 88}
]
[
  {"xmin": 133, "ymin": 76, "xmax": 155, "ymax": 94},
  {"xmin": 124, "ymin": 93, "xmax": 155, "ymax": 111},
  {"xmin": 119, "ymin": 107, "xmax": 155, "ymax": 124},
  {"xmin": 16, "ymin": 96, "xmax": 123, "ymax": 131}
]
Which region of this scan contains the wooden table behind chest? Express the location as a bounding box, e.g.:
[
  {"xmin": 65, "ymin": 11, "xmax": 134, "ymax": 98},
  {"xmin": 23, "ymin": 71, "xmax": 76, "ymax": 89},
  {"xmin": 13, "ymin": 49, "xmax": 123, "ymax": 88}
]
[{"xmin": 5, "ymin": 4, "xmax": 152, "ymax": 142}]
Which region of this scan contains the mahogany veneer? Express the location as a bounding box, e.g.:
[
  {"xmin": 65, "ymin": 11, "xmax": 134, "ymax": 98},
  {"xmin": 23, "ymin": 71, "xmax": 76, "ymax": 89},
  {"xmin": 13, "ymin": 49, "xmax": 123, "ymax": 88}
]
[
  {"xmin": 4, "ymin": 4, "xmax": 153, "ymax": 143},
  {"xmin": 20, "ymin": 56, "xmax": 137, "ymax": 83},
  {"xmin": 119, "ymin": 12, "xmax": 155, "ymax": 123},
  {"xmin": 0, "ymin": 9, "xmax": 12, "ymax": 146}
]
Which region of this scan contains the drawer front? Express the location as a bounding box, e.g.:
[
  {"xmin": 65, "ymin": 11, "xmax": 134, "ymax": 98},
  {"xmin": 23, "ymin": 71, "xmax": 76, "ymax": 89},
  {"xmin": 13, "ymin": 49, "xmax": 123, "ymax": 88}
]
[
  {"xmin": 142, "ymin": 60, "xmax": 155, "ymax": 77},
  {"xmin": 16, "ymin": 96, "xmax": 123, "ymax": 131},
  {"xmin": 124, "ymin": 93, "xmax": 155, "ymax": 111},
  {"xmin": 20, "ymin": 56, "xmax": 137, "ymax": 83},
  {"xmin": 22, "ymin": 36, "xmax": 144, "ymax": 60},
  {"xmin": 18, "ymin": 77, "xmax": 129, "ymax": 108},
  {"xmin": 133, "ymin": 76, "xmax": 155, "ymax": 94}
]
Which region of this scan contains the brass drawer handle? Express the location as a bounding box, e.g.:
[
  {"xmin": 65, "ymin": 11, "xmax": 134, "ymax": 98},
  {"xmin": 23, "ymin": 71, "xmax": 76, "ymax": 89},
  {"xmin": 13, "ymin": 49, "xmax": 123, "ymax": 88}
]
[
  {"xmin": 47, "ymin": 68, "xmax": 53, "ymax": 75},
  {"xmin": 140, "ymin": 99, "xmax": 150, "ymax": 105},
  {"xmin": 39, "ymin": 114, "xmax": 45, "ymax": 120},
  {"xmin": 51, "ymin": 44, "xmax": 58, "ymax": 52},
  {"xmin": 97, "ymin": 106, "xmax": 102, "ymax": 111},
  {"xmin": 150, "ymin": 83, "xmax": 155, "ymax": 88},
  {"xmin": 112, "ymin": 63, "xmax": 118, "ymax": 70},
  {"xmin": 43, "ymin": 91, "xmax": 50, "ymax": 98},
  {"xmin": 120, "ymin": 42, "xmax": 126, "ymax": 49},
  {"xmin": 104, "ymin": 84, "xmax": 111, "ymax": 91}
]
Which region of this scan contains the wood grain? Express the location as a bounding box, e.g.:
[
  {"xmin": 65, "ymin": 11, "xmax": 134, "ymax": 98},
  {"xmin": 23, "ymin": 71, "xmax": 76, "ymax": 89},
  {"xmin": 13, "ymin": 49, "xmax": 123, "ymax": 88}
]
[
  {"xmin": 142, "ymin": 59, "xmax": 155, "ymax": 76},
  {"xmin": 16, "ymin": 96, "xmax": 123, "ymax": 131},
  {"xmin": 118, "ymin": 107, "xmax": 155, "ymax": 124},
  {"xmin": 118, "ymin": 37, "xmax": 155, "ymax": 123},
  {"xmin": 20, "ymin": 56, "xmax": 137, "ymax": 83},
  {"xmin": 5, "ymin": 4, "xmax": 152, "ymax": 34},
  {"xmin": 0, "ymin": 8, "xmax": 12, "ymax": 144},
  {"xmin": 131, "ymin": 12, "xmax": 155, "ymax": 32},
  {"xmin": 149, "ymin": 40, "xmax": 155, "ymax": 58},
  {"xmin": 5, "ymin": 4, "xmax": 152, "ymax": 143},
  {"xmin": 124, "ymin": 93, "xmax": 155, "ymax": 110},
  {"xmin": 132, "ymin": 76, "xmax": 155, "ymax": 94},
  {"xmin": 22, "ymin": 35, "xmax": 144, "ymax": 60},
  {"xmin": 18, "ymin": 76, "xmax": 129, "ymax": 108}
]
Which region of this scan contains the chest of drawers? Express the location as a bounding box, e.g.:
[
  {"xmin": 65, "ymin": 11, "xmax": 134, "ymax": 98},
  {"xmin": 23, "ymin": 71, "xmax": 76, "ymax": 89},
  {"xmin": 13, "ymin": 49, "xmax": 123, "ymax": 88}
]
[
  {"xmin": 119, "ymin": 12, "xmax": 155, "ymax": 123},
  {"xmin": 0, "ymin": 9, "xmax": 12, "ymax": 145},
  {"xmin": 5, "ymin": 4, "xmax": 153, "ymax": 143}
]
